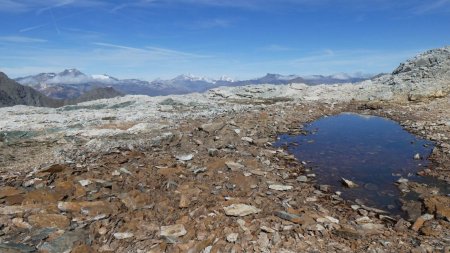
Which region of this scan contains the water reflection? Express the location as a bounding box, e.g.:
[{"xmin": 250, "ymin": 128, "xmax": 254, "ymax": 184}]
[{"xmin": 274, "ymin": 113, "xmax": 440, "ymax": 215}]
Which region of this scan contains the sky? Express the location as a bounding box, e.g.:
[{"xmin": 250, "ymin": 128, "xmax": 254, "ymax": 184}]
[{"xmin": 0, "ymin": 0, "xmax": 449, "ymax": 80}]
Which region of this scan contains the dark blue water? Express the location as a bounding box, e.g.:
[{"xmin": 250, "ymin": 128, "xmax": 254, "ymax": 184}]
[{"xmin": 274, "ymin": 113, "xmax": 444, "ymax": 215}]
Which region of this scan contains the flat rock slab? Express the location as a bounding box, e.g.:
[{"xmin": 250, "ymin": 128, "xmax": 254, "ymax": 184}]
[
  {"xmin": 200, "ymin": 122, "xmax": 226, "ymax": 133},
  {"xmin": 269, "ymin": 184, "xmax": 293, "ymax": 191},
  {"xmin": 0, "ymin": 187, "xmax": 24, "ymax": 198},
  {"xmin": 38, "ymin": 230, "xmax": 87, "ymax": 253},
  {"xmin": 0, "ymin": 243, "xmax": 35, "ymax": 253},
  {"xmin": 274, "ymin": 210, "xmax": 302, "ymax": 223},
  {"xmin": 160, "ymin": 224, "xmax": 187, "ymax": 238},
  {"xmin": 28, "ymin": 214, "xmax": 70, "ymax": 229},
  {"xmin": 224, "ymin": 204, "xmax": 261, "ymax": 217},
  {"xmin": 57, "ymin": 201, "xmax": 115, "ymax": 216},
  {"xmin": 113, "ymin": 232, "xmax": 134, "ymax": 240},
  {"xmin": 225, "ymin": 161, "xmax": 245, "ymax": 171}
]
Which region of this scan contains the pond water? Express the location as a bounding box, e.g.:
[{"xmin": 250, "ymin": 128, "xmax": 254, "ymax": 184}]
[{"xmin": 274, "ymin": 113, "xmax": 446, "ymax": 216}]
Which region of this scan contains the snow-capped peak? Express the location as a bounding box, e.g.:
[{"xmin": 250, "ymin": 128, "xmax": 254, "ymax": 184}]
[
  {"xmin": 59, "ymin": 68, "xmax": 85, "ymax": 77},
  {"xmin": 92, "ymin": 74, "xmax": 113, "ymax": 80},
  {"xmin": 173, "ymin": 74, "xmax": 212, "ymax": 82},
  {"xmin": 216, "ymin": 75, "xmax": 234, "ymax": 82}
]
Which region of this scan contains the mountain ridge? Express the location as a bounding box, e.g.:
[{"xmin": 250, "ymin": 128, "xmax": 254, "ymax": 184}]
[
  {"xmin": 0, "ymin": 72, "xmax": 63, "ymax": 108},
  {"xmin": 14, "ymin": 69, "xmax": 373, "ymax": 99},
  {"xmin": 0, "ymin": 72, "xmax": 124, "ymax": 108}
]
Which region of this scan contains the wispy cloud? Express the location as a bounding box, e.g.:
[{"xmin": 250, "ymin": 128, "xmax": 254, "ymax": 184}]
[
  {"xmin": 19, "ymin": 24, "xmax": 50, "ymax": 33},
  {"xmin": 0, "ymin": 45, "xmax": 426, "ymax": 80},
  {"xmin": 93, "ymin": 42, "xmax": 210, "ymax": 58},
  {"xmin": 36, "ymin": 0, "xmax": 75, "ymax": 14},
  {"xmin": 2, "ymin": 0, "xmax": 449, "ymax": 16},
  {"xmin": 412, "ymin": 0, "xmax": 450, "ymax": 14},
  {"xmin": 93, "ymin": 42, "xmax": 145, "ymax": 51},
  {"xmin": 260, "ymin": 44, "xmax": 294, "ymax": 52},
  {"xmin": 0, "ymin": 36, "xmax": 47, "ymax": 43},
  {"xmin": 0, "ymin": 0, "xmax": 105, "ymax": 13},
  {"xmin": 0, "ymin": 0, "xmax": 28, "ymax": 12}
]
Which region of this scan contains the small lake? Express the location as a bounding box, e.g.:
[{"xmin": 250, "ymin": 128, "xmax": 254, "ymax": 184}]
[{"xmin": 274, "ymin": 113, "xmax": 445, "ymax": 215}]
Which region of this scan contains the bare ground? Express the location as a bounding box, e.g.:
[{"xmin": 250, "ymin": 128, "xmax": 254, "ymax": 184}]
[{"xmin": 0, "ymin": 95, "xmax": 449, "ymax": 252}]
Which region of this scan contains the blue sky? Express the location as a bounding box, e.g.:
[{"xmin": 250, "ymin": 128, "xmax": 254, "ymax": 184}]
[{"xmin": 0, "ymin": 0, "xmax": 449, "ymax": 80}]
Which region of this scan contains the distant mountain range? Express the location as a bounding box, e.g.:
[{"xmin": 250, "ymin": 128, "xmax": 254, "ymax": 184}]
[
  {"xmin": 0, "ymin": 72, "xmax": 124, "ymax": 108},
  {"xmin": 14, "ymin": 69, "xmax": 373, "ymax": 99}
]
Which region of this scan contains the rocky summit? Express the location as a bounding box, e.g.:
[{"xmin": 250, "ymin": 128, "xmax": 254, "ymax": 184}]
[{"xmin": 0, "ymin": 47, "xmax": 449, "ymax": 252}]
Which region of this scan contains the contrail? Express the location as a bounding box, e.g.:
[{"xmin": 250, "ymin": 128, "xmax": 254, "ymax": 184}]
[
  {"xmin": 50, "ymin": 9, "xmax": 61, "ymax": 34},
  {"xmin": 19, "ymin": 23, "xmax": 49, "ymax": 33}
]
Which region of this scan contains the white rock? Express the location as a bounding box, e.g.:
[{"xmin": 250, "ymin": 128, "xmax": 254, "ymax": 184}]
[
  {"xmin": 78, "ymin": 179, "xmax": 92, "ymax": 187},
  {"xmin": 351, "ymin": 205, "xmax": 361, "ymax": 210},
  {"xmin": 341, "ymin": 178, "xmax": 358, "ymax": 188},
  {"xmin": 223, "ymin": 204, "xmax": 261, "ymax": 217},
  {"xmin": 260, "ymin": 226, "xmax": 275, "ymax": 233},
  {"xmin": 119, "ymin": 167, "xmax": 132, "ymax": 175},
  {"xmin": 325, "ymin": 216, "xmax": 339, "ymax": 224},
  {"xmin": 306, "ymin": 196, "xmax": 318, "ymax": 202},
  {"xmin": 203, "ymin": 246, "xmax": 212, "ymax": 253},
  {"xmin": 176, "ymin": 154, "xmax": 194, "ymax": 161},
  {"xmin": 355, "ymin": 216, "xmax": 372, "ymax": 224},
  {"xmin": 397, "ymin": 177, "xmax": 409, "ymax": 184},
  {"xmin": 414, "ymin": 153, "xmax": 421, "ymax": 160},
  {"xmin": 160, "ymin": 224, "xmax": 187, "ymax": 238},
  {"xmin": 241, "ymin": 137, "xmax": 253, "ymax": 143},
  {"xmin": 421, "ymin": 213, "xmax": 434, "ymax": 221},
  {"xmin": 297, "ymin": 176, "xmax": 308, "ymax": 182},
  {"xmin": 359, "ymin": 223, "xmax": 384, "ymax": 231},
  {"xmin": 226, "ymin": 233, "xmax": 239, "ymax": 243},
  {"xmin": 225, "ymin": 161, "xmax": 245, "ymax": 171},
  {"xmin": 113, "ymin": 232, "xmax": 134, "ymax": 239},
  {"xmin": 269, "ymin": 184, "xmax": 293, "ymax": 191},
  {"xmin": 237, "ymin": 219, "xmax": 248, "ymax": 231}
]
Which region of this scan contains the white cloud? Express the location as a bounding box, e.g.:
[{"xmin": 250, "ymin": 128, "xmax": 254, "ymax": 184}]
[{"xmin": 0, "ymin": 36, "xmax": 47, "ymax": 43}]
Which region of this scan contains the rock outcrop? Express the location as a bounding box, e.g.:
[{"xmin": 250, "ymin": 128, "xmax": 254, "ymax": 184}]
[
  {"xmin": 379, "ymin": 46, "xmax": 450, "ymax": 101},
  {"xmin": 209, "ymin": 46, "xmax": 450, "ymax": 102},
  {"xmin": 0, "ymin": 72, "xmax": 63, "ymax": 108}
]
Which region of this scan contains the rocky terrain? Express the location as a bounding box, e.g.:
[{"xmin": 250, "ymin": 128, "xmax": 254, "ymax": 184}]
[{"xmin": 0, "ymin": 46, "xmax": 449, "ymax": 252}]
